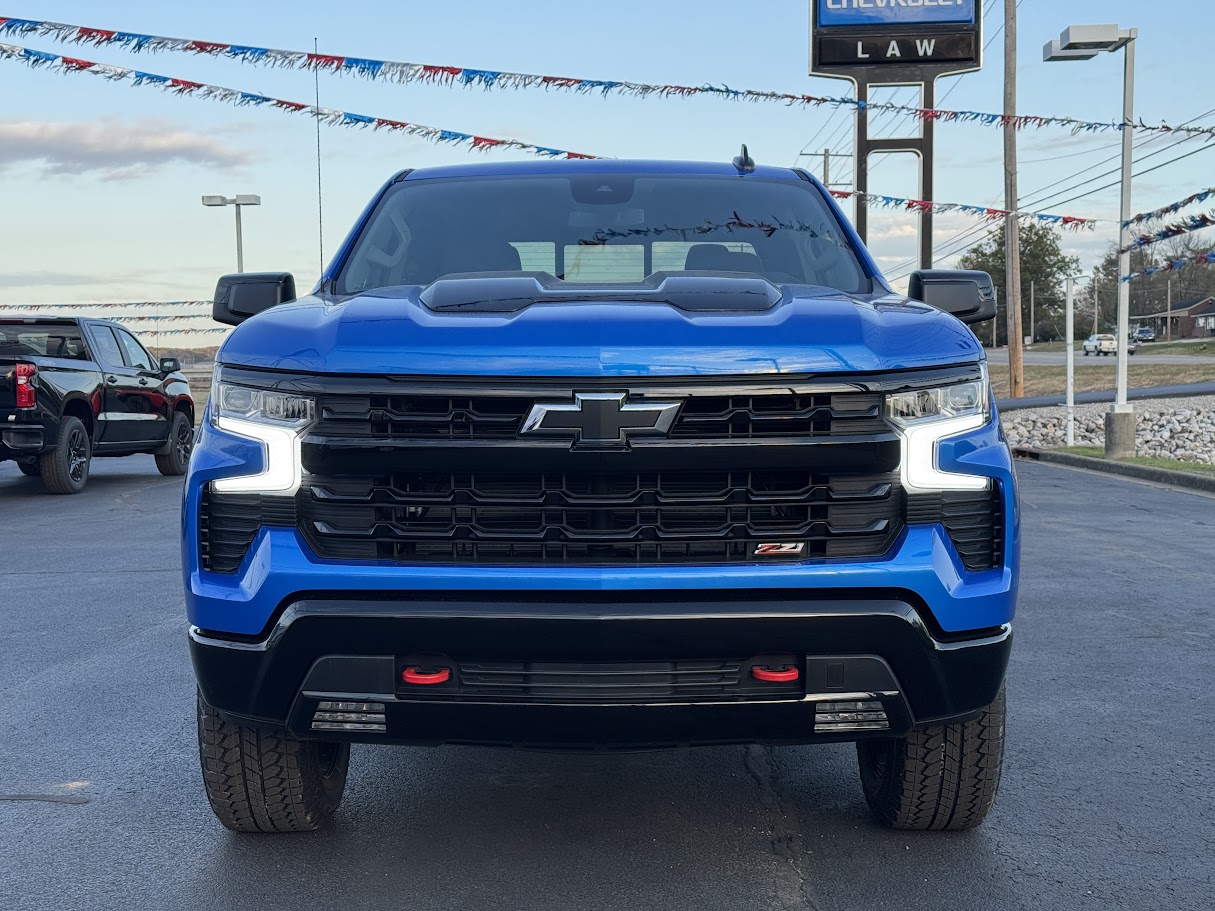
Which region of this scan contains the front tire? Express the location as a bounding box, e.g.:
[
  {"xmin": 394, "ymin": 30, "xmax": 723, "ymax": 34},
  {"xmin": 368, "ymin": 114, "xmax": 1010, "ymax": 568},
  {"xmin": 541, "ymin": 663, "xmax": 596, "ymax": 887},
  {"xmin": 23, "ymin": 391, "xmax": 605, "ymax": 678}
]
[
  {"xmin": 39, "ymin": 416, "xmax": 91, "ymax": 494},
  {"xmin": 155, "ymin": 411, "xmax": 193, "ymax": 476},
  {"xmin": 197, "ymin": 695, "xmax": 349, "ymax": 833},
  {"xmin": 17, "ymin": 460, "xmax": 40, "ymax": 477},
  {"xmin": 856, "ymin": 686, "xmax": 1005, "ymax": 831}
]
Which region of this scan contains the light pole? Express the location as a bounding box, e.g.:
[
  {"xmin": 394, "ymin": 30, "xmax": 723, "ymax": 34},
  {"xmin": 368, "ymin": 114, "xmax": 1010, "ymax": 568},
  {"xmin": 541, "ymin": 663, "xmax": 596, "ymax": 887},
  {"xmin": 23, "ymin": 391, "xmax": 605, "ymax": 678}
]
[
  {"xmin": 202, "ymin": 195, "xmax": 262, "ymax": 273},
  {"xmin": 1065, "ymin": 276, "xmax": 1077, "ymax": 447},
  {"xmin": 1045, "ymin": 25, "xmax": 1137, "ymax": 458}
]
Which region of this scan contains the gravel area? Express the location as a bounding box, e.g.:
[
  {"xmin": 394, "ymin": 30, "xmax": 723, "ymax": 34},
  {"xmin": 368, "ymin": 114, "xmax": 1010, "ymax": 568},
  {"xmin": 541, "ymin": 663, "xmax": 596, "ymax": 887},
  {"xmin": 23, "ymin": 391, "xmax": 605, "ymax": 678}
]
[{"xmin": 1001, "ymin": 395, "xmax": 1215, "ymax": 465}]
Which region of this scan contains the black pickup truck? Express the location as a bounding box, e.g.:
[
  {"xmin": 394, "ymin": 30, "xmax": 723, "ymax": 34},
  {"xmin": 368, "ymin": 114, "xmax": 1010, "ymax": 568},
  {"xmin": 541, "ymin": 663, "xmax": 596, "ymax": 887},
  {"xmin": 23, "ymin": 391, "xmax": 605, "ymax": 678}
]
[{"xmin": 1, "ymin": 316, "xmax": 195, "ymax": 493}]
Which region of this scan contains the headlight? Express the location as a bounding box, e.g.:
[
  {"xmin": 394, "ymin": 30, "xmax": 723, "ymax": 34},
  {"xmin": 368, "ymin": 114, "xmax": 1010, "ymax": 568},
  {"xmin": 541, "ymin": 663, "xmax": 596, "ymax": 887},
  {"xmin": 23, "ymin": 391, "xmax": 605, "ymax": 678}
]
[
  {"xmin": 888, "ymin": 373, "xmax": 991, "ymax": 493},
  {"xmin": 210, "ymin": 378, "xmax": 315, "ymax": 494},
  {"xmin": 210, "ymin": 380, "xmax": 315, "ymax": 428},
  {"xmin": 886, "ymin": 380, "xmax": 988, "ymax": 426}
]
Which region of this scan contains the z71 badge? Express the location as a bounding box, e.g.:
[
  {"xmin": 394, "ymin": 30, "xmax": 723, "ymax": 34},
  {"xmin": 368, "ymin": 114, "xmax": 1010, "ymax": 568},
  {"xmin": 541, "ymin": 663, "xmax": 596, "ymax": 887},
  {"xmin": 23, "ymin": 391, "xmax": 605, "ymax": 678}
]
[{"xmin": 753, "ymin": 543, "xmax": 807, "ymax": 556}]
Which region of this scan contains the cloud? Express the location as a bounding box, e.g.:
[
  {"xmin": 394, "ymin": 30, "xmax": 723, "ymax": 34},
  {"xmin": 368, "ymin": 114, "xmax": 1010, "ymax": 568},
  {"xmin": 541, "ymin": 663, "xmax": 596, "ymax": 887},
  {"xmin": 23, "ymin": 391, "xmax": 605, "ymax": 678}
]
[
  {"xmin": 0, "ymin": 272, "xmax": 100, "ymax": 289},
  {"xmin": 0, "ymin": 119, "xmax": 253, "ymax": 180}
]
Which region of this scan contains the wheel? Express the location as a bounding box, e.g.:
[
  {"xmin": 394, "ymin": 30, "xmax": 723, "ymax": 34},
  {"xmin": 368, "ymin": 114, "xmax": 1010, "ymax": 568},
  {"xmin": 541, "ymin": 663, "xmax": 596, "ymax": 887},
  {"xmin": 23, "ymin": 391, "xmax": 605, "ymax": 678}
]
[
  {"xmin": 856, "ymin": 686, "xmax": 1005, "ymax": 831},
  {"xmin": 1083, "ymin": 349, "xmax": 1090, "ymax": 356},
  {"xmin": 155, "ymin": 411, "xmax": 194, "ymax": 476},
  {"xmin": 196, "ymin": 694, "xmax": 349, "ymax": 833},
  {"xmin": 17, "ymin": 460, "xmax": 40, "ymax": 477},
  {"xmin": 39, "ymin": 416, "xmax": 91, "ymax": 494}
]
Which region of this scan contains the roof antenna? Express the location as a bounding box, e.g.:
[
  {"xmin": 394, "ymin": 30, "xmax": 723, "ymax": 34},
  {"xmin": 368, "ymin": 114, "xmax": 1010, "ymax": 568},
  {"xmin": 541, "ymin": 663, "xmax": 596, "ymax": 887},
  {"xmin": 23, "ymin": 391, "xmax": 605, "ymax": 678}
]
[{"xmin": 732, "ymin": 144, "xmax": 756, "ymax": 174}]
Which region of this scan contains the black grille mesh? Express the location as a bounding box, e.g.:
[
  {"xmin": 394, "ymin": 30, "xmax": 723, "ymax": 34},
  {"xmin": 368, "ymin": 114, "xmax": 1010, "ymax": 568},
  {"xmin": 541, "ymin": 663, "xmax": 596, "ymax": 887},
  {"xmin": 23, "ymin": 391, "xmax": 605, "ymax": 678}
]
[
  {"xmin": 433, "ymin": 660, "xmax": 803, "ymax": 703},
  {"xmin": 297, "ymin": 470, "xmax": 904, "ymax": 565},
  {"xmin": 314, "ymin": 391, "xmax": 886, "ymax": 440}
]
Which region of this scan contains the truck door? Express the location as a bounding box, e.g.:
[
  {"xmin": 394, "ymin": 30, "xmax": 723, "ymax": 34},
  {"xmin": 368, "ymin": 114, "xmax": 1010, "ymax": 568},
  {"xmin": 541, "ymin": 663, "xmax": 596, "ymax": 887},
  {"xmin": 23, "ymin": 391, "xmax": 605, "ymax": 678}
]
[
  {"xmin": 85, "ymin": 324, "xmax": 151, "ymax": 445},
  {"xmin": 113, "ymin": 327, "xmax": 171, "ymax": 444}
]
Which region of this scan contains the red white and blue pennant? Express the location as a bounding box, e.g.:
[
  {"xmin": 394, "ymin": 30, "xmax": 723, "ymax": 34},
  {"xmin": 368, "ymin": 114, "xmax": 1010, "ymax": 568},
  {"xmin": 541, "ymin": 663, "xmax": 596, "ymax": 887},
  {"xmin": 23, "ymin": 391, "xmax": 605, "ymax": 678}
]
[
  {"xmin": 2, "ymin": 14, "xmax": 1213, "ymax": 140},
  {"xmin": 830, "ymin": 190, "xmax": 1098, "ymax": 231},
  {"xmin": 0, "ymin": 42, "xmax": 599, "ymax": 160}
]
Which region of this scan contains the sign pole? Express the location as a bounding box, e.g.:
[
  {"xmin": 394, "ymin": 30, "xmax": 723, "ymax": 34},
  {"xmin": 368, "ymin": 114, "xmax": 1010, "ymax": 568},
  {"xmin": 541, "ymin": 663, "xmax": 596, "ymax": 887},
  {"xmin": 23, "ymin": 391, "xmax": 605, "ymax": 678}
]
[{"xmin": 809, "ymin": 0, "xmax": 982, "ymax": 276}]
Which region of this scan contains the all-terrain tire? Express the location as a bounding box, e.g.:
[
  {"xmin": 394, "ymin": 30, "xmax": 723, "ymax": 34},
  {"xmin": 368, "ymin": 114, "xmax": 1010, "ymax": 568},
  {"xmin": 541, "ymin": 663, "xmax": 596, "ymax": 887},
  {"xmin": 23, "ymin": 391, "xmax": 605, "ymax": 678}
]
[
  {"xmin": 17, "ymin": 461, "xmax": 40, "ymax": 477},
  {"xmin": 155, "ymin": 411, "xmax": 193, "ymax": 476},
  {"xmin": 856, "ymin": 686, "xmax": 1005, "ymax": 831},
  {"xmin": 39, "ymin": 416, "xmax": 91, "ymax": 494},
  {"xmin": 196, "ymin": 694, "xmax": 350, "ymax": 833}
]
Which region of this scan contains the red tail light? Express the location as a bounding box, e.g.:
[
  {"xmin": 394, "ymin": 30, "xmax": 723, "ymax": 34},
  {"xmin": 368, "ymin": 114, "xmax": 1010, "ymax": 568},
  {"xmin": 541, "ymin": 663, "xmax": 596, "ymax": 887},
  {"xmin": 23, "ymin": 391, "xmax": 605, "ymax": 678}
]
[{"xmin": 14, "ymin": 363, "xmax": 36, "ymax": 409}]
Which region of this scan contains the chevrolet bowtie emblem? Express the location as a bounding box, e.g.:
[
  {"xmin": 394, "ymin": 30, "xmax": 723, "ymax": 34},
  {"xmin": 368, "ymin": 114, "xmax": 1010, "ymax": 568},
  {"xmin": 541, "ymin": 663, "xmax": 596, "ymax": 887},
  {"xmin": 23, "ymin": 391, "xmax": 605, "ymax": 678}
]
[{"xmin": 521, "ymin": 393, "xmax": 681, "ymax": 446}]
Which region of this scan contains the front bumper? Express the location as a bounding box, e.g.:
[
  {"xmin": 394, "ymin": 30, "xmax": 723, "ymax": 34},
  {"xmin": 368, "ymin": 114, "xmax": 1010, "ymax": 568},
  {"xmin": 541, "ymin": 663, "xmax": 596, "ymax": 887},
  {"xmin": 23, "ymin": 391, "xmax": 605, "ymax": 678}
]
[{"xmin": 192, "ymin": 595, "xmax": 1012, "ymax": 749}]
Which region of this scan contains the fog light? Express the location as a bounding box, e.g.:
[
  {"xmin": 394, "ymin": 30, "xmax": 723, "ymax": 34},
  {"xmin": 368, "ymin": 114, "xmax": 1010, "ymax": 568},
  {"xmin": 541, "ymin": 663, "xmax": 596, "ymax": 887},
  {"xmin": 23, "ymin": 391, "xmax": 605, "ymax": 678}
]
[
  {"xmin": 311, "ymin": 700, "xmax": 387, "ymax": 732},
  {"xmin": 814, "ymin": 699, "xmax": 889, "ymax": 733}
]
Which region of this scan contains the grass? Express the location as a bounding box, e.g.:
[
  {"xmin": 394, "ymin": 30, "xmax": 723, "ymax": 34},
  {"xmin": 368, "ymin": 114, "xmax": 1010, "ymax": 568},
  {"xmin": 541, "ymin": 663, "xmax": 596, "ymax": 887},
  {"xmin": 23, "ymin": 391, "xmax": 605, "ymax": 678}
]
[
  {"xmin": 1055, "ymin": 445, "xmax": 1215, "ymax": 475},
  {"xmin": 990, "ymin": 363, "xmax": 1215, "ymax": 398}
]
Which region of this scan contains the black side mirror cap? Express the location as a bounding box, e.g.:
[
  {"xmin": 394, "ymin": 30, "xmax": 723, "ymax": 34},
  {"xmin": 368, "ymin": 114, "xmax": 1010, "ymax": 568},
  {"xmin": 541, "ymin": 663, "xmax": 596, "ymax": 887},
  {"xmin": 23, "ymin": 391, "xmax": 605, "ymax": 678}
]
[
  {"xmin": 212, "ymin": 272, "xmax": 296, "ymax": 326},
  {"xmin": 908, "ymin": 270, "xmax": 996, "ymax": 325},
  {"xmin": 159, "ymin": 357, "xmax": 181, "ymax": 373}
]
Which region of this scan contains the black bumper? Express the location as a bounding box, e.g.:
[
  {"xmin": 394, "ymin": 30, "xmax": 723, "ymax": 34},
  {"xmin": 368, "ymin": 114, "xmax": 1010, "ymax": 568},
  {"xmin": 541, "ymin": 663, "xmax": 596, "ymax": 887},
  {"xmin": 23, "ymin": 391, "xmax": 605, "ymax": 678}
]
[
  {"xmin": 0, "ymin": 422, "xmax": 46, "ymax": 458},
  {"xmin": 190, "ymin": 594, "xmax": 1011, "ymax": 749}
]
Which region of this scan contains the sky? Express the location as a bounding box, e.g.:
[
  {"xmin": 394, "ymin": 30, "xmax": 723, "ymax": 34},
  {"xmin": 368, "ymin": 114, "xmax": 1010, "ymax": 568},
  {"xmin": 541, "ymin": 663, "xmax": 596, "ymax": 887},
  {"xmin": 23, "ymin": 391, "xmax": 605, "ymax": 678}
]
[{"xmin": 0, "ymin": 0, "xmax": 1207, "ymax": 340}]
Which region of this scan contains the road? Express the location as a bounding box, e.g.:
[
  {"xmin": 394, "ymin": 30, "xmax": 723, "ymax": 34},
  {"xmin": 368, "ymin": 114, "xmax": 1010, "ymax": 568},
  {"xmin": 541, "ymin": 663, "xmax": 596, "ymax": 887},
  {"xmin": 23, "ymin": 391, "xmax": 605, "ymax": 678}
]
[
  {"xmin": 987, "ymin": 348, "xmax": 1215, "ymax": 366},
  {"xmin": 2, "ymin": 457, "xmax": 1213, "ymax": 911}
]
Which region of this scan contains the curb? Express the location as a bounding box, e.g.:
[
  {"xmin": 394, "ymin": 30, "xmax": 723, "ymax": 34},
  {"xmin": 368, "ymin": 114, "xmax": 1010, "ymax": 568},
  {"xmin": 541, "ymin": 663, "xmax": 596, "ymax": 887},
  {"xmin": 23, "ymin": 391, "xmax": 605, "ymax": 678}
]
[
  {"xmin": 996, "ymin": 381, "xmax": 1215, "ymax": 412},
  {"xmin": 1012, "ymin": 447, "xmax": 1215, "ymax": 494}
]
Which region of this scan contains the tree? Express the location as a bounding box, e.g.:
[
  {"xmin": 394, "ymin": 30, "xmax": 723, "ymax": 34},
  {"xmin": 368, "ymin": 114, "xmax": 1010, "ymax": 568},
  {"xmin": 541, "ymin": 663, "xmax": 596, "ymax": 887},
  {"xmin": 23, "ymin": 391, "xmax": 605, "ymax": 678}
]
[
  {"xmin": 1086, "ymin": 234, "xmax": 1215, "ymax": 335},
  {"xmin": 958, "ymin": 222, "xmax": 1080, "ymax": 344}
]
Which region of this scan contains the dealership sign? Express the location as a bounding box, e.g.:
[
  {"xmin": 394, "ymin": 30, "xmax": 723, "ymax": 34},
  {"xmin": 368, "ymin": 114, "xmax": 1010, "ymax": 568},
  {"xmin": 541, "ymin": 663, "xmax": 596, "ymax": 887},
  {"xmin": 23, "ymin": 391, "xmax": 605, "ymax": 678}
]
[{"xmin": 810, "ymin": 0, "xmax": 982, "ymax": 81}]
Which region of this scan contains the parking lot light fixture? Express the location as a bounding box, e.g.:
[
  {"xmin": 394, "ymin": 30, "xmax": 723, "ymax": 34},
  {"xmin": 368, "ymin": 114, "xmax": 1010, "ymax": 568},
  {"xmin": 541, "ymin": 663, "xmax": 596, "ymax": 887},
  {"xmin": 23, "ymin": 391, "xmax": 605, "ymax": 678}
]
[
  {"xmin": 201, "ymin": 194, "xmax": 262, "ymax": 273},
  {"xmin": 1045, "ymin": 24, "xmax": 1137, "ymax": 458}
]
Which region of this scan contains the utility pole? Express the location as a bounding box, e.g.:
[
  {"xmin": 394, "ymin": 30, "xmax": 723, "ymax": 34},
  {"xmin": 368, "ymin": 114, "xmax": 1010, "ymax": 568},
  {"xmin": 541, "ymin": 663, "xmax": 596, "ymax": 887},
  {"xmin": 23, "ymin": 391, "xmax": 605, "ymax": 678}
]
[
  {"xmin": 1030, "ymin": 280, "xmax": 1035, "ymax": 345},
  {"xmin": 823, "ymin": 148, "xmax": 831, "ymax": 189},
  {"xmin": 1003, "ymin": 0, "xmax": 1025, "ymax": 396}
]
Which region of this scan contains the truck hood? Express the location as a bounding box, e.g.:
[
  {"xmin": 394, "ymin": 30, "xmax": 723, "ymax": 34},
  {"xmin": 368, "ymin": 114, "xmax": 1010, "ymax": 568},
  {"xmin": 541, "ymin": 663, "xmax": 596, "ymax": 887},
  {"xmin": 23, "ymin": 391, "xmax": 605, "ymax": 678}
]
[{"xmin": 218, "ymin": 288, "xmax": 984, "ymax": 376}]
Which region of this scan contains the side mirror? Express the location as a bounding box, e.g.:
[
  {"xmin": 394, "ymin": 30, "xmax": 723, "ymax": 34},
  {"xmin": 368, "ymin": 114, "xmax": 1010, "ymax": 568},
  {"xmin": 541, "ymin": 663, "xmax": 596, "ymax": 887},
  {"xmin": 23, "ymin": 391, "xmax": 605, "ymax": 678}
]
[
  {"xmin": 908, "ymin": 270, "xmax": 996, "ymax": 325},
  {"xmin": 159, "ymin": 357, "xmax": 181, "ymax": 374},
  {"xmin": 212, "ymin": 272, "xmax": 296, "ymax": 326}
]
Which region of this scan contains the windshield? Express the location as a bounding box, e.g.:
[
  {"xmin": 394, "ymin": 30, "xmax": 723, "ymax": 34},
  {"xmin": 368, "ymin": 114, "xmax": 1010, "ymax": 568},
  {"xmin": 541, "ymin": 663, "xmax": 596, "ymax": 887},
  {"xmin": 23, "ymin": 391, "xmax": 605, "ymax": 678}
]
[{"xmin": 337, "ymin": 173, "xmax": 870, "ymax": 296}]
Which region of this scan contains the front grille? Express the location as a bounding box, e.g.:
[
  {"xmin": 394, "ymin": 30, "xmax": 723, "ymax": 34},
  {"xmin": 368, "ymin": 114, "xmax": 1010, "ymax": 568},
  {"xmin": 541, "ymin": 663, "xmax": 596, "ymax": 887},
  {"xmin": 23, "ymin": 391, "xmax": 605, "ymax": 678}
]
[
  {"xmin": 404, "ymin": 660, "xmax": 803, "ymax": 703},
  {"xmin": 297, "ymin": 469, "xmax": 904, "ymax": 565},
  {"xmin": 314, "ymin": 391, "xmax": 887, "ymax": 440},
  {"xmin": 906, "ymin": 485, "xmax": 1004, "ymax": 572}
]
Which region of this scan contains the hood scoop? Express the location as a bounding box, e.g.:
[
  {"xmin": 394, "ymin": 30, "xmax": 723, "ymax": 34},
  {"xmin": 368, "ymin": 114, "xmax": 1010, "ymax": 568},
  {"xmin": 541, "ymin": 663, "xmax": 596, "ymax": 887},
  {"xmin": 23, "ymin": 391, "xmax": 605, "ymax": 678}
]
[{"xmin": 418, "ymin": 271, "xmax": 783, "ymax": 314}]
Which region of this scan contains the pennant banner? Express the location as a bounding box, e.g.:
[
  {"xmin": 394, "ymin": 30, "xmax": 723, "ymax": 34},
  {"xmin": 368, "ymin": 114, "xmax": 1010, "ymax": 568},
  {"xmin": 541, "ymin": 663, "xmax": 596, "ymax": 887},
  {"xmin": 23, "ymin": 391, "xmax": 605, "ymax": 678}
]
[
  {"xmin": 2, "ymin": 300, "xmax": 213, "ymax": 309},
  {"xmin": 1122, "ymin": 250, "xmax": 1215, "ymax": 283},
  {"xmin": 147, "ymin": 327, "xmax": 229, "ymax": 336},
  {"xmin": 1, "ymin": 14, "xmax": 1211, "ymax": 141},
  {"xmin": 0, "ymin": 43, "xmax": 599, "ymax": 160},
  {"xmin": 1124, "ymin": 188, "xmax": 1215, "ymax": 229},
  {"xmin": 829, "ymin": 190, "xmax": 1099, "ymax": 231},
  {"xmin": 1118, "ymin": 210, "xmax": 1215, "ymax": 255},
  {"xmin": 0, "ymin": 43, "xmax": 1105, "ymax": 230}
]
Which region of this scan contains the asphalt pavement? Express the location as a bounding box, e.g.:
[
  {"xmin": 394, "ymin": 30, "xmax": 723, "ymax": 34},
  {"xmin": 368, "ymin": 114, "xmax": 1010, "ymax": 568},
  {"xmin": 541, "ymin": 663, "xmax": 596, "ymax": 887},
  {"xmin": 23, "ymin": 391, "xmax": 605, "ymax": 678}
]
[{"xmin": 2, "ymin": 456, "xmax": 1213, "ymax": 910}]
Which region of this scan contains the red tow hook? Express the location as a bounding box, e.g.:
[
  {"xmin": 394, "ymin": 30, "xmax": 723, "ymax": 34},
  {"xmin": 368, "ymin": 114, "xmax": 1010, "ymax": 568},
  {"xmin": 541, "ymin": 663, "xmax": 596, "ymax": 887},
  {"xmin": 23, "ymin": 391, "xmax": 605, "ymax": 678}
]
[
  {"xmin": 402, "ymin": 667, "xmax": 452, "ymax": 685},
  {"xmin": 752, "ymin": 666, "xmax": 800, "ymax": 683}
]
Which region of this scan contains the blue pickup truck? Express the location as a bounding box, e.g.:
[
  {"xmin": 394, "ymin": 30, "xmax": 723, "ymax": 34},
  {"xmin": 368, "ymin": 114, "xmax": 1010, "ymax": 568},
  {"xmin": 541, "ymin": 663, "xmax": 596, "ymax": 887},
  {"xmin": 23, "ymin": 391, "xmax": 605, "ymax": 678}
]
[{"xmin": 185, "ymin": 154, "xmax": 1017, "ymax": 834}]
